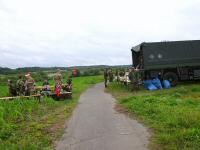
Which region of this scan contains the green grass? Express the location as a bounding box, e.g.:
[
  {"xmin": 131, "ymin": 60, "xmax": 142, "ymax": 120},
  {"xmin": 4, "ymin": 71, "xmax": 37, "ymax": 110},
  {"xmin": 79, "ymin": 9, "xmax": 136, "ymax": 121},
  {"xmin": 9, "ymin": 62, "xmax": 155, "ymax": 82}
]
[
  {"xmin": 108, "ymin": 82, "xmax": 200, "ymax": 150},
  {"xmin": 0, "ymin": 85, "xmax": 7, "ymax": 97},
  {"xmin": 0, "ymin": 75, "xmax": 103, "ymax": 150}
]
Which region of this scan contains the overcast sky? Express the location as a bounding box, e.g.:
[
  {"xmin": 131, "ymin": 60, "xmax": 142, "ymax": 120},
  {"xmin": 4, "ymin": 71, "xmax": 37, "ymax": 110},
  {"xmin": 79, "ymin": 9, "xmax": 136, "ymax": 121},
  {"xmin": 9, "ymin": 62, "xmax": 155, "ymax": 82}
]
[{"xmin": 0, "ymin": 0, "xmax": 200, "ymax": 68}]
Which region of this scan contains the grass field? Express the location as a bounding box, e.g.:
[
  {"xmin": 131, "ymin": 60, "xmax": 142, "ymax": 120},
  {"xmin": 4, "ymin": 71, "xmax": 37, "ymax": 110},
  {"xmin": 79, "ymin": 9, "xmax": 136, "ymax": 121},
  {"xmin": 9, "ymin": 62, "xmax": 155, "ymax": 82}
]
[
  {"xmin": 0, "ymin": 85, "xmax": 7, "ymax": 97},
  {"xmin": 0, "ymin": 75, "xmax": 103, "ymax": 150},
  {"xmin": 108, "ymin": 82, "xmax": 200, "ymax": 150}
]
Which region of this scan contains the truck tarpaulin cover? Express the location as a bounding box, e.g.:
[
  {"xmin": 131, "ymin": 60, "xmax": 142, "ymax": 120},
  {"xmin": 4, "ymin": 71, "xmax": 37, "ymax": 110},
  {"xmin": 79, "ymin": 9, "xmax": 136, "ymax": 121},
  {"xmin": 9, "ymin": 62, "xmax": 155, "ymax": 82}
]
[{"xmin": 132, "ymin": 40, "xmax": 200, "ymax": 70}]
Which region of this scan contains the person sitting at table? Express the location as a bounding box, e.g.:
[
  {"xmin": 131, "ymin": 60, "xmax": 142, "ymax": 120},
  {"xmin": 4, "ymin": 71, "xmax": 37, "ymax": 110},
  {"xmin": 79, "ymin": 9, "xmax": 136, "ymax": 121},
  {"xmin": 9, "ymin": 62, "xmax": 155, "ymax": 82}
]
[
  {"xmin": 66, "ymin": 76, "xmax": 72, "ymax": 92},
  {"xmin": 41, "ymin": 79, "xmax": 51, "ymax": 95}
]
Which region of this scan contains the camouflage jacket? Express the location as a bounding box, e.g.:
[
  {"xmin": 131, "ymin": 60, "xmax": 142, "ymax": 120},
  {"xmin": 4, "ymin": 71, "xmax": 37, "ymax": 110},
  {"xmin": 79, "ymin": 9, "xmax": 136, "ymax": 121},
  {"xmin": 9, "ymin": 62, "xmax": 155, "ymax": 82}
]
[
  {"xmin": 25, "ymin": 77, "xmax": 35, "ymax": 90},
  {"xmin": 54, "ymin": 73, "xmax": 62, "ymax": 84},
  {"xmin": 16, "ymin": 79, "xmax": 24, "ymax": 90}
]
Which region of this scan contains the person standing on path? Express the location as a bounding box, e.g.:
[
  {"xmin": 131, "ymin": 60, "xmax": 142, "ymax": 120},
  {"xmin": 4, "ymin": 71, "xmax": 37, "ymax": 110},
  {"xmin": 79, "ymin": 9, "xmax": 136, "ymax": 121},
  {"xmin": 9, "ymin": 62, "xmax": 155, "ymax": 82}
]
[{"xmin": 104, "ymin": 68, "xmax": 109, "ymax": 88}]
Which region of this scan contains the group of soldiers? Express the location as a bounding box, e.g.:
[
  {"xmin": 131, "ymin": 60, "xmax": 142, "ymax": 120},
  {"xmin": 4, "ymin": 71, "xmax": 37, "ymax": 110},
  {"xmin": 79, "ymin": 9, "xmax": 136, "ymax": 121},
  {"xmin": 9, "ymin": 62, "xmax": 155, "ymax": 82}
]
[
  {"xmin": 7, "ymin": 69, "xmax": 72, "ymax": 97},
  {"xmin": 7, "ymin": 73, "xmax": 36, "ymax": 97},
  {"xmin": 104, "ymin": 67, "xmax": 141, "ymax": 90}
]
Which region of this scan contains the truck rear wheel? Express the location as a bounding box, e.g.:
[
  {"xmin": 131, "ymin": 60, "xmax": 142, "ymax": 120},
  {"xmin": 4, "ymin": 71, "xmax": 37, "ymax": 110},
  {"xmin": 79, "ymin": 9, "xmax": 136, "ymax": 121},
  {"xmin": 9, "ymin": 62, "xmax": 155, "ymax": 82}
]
[{"xmin": 163, "ymin": 72, "xmax": 178, "ymax": 86}]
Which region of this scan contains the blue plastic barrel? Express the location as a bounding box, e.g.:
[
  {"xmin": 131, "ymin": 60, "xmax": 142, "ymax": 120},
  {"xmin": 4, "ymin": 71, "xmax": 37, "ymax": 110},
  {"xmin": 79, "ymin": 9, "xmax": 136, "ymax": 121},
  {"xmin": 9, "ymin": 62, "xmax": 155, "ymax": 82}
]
[
  {"xmin": 163, "ymin": 80, "xmax": 171, "ymax": 89},
  {"xmin": 147, "ymin": 84, "xmax": 158, "ymax": 91},
  {"xmin": 152, "ymin": 78, "xmax": 162, "ymax": 89}
]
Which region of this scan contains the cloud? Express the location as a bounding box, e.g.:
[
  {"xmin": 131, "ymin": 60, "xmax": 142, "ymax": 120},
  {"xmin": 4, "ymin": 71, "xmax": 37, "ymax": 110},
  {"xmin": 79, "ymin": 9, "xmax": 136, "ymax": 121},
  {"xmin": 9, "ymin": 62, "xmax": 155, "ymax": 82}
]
[{"xmin": 0, "ymin": 0, "xmax": 200, "ymax": 68}]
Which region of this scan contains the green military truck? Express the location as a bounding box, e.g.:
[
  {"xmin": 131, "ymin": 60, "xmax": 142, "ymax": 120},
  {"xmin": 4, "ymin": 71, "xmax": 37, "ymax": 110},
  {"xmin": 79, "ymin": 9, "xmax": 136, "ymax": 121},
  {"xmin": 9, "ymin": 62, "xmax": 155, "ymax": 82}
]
[{"xmin": 131, "ymin": 40, "xmax": 200, "ymax": 86}]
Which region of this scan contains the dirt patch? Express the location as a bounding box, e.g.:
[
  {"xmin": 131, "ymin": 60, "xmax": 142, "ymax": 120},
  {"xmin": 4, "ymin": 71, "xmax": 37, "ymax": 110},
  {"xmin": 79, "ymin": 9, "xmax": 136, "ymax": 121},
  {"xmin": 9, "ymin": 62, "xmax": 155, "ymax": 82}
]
[
  {"xmin": 48, "ymin": 123, "xmax": 67, "ymax": 134},
  {"xmin": 47, "ymin": 121, "xmax": 68, "ymax": 148},
  {"xmin": 114, "ymin": 102, "xmax": 156, "ymax": 150},
  {"xmin": 114, "ymin": 103, "xmax": 129, "ymax": 114}
]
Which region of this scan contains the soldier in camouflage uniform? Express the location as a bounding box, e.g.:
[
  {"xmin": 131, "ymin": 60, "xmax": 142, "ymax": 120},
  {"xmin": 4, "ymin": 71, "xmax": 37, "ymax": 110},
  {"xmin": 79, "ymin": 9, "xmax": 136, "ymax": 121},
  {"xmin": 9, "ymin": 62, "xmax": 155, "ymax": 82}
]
[
  {"xmin": 25, "ymin": 73, "xmax": 36, "ymax": 96},
  {"xmin": 133, "ymin": 68, "xmax": 141, "ymax": 90},
  {"xmin": 115, "ymin": 69, "xmax": 119, "ymax": 82},
  {"xmin": 54, "ymin": 69, "xmax": 62, "ymax": 85},
  {"xmin": 108, "ymin": 69, "xmax": 114, "ymax": 82},
  {"xmin": 16, "ymin": 75, "xmax": 25, "ymax": 96},
  {"xmin": 7, "ymin": 79, "xmax": 17, "ymax": 96},
  {"xmin": 119, "ymin": 70, "xmax": 125, "ymax": 77},
  {"xmin": 129, "ymin": 67, "xmax": 141, "ymax": 91}
]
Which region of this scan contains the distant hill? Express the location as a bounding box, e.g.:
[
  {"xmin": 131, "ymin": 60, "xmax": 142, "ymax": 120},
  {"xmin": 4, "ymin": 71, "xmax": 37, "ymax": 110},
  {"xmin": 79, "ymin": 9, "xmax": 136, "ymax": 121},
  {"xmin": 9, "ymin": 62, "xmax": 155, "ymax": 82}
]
[
  {"xmin": 0, "ymin": 67, "xmax": 14, "ymax": 74},
  {"xmin": 0, "ymin": 65, "xmax": 131, "ymax": 74}
]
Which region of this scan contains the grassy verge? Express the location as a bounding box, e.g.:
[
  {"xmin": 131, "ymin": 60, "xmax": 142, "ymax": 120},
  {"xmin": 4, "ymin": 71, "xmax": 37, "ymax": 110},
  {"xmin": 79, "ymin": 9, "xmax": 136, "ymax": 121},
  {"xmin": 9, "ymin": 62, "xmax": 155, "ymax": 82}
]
[
  {"xmin": 0, "ymin": 76, "xmax": 103, "ymax": 150},
  {"xmin": 108, "ymin": 82, "xmax": 200, "ymax": 150}
]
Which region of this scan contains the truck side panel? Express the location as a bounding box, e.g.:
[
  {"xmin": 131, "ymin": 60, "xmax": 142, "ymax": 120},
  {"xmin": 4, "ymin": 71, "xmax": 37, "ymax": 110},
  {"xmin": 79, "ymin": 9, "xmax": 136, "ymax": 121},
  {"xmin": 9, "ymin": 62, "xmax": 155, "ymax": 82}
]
[{"xmin": 142, "ymin": 40, "xmax": 200, "ymax": 70}]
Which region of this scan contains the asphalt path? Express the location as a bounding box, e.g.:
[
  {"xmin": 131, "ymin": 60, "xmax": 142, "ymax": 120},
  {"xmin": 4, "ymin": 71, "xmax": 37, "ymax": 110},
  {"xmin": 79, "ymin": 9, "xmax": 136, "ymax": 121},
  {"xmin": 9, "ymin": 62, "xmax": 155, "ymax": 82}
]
[{"xmin": 56, "ymin": 83, "xmax": 149, "ymax": 150}]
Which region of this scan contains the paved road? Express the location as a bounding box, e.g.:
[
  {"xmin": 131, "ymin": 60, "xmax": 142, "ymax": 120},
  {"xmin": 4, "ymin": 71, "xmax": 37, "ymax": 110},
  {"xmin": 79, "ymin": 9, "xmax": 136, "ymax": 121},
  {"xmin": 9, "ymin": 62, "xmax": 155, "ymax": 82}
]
[{"xmin": 56, "ymin": 83, "xmax": 149, "ymax": 150}]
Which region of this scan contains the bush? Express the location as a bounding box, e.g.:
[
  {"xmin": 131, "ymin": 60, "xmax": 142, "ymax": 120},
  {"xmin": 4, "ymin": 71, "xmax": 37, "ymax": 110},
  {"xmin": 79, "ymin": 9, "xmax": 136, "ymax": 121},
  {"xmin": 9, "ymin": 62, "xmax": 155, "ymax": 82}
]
[
  {"xmin": 81, "ymin": 69, "xmax": 101, "ymax": 77},
  {"xmin": 32, "ymin": 72, "xmax": 48, "ymax": 82}
]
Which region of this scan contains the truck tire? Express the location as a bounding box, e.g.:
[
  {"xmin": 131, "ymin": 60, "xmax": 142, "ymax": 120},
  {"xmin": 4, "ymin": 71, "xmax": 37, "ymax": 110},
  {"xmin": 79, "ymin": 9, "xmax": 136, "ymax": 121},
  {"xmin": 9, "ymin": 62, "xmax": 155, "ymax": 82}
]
[{"xmin": 163, "ymin": 72, "xmax": 178, "ymax": 86}]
